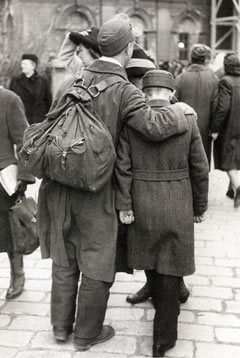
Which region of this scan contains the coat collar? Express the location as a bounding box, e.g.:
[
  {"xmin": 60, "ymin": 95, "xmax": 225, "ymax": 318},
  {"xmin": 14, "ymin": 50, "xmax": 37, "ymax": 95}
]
[
  {"xmin": 148, "ymin": 98, "xmax": 170, "ymax": 108},
  {"xmin": 20, "ymin": 71, "xmax": 39, "ymax": 81},
  {"xmin": 186, "ymin": 64, "xmax": 209, "ymax": 72},
  {"xmin": 85, "ymin": 59, "xmax": 128, "ymax": 81}
]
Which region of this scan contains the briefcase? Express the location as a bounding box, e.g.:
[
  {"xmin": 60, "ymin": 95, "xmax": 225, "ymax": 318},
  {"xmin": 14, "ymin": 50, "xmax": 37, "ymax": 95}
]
[{"xmin": 9, "ymin": 196, "xmax": 39, "ymax": 255}]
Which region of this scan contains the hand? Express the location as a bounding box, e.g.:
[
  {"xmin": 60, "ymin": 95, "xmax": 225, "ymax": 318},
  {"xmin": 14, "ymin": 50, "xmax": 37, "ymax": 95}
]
[
  {"xmin": 211, "ymin": 132, "xmax": 219, "ymax": 140},
  {"xmin": 15, "ymin": 180, "xmax": 27, "ymax": 197},
  {"xmin": 119, "ymin": 210, "xmax": 135, "ymax": 225},
  {"xmin": 194, "ymin": 213, "xmax": 205, "ymax": 223},
  {"xmin": 176, "ymin": 102, "xmax": 197, "ymax": 118},
  {"xmin": 79, "ymin": 30, "xmax": 90, "ymax": 37}
]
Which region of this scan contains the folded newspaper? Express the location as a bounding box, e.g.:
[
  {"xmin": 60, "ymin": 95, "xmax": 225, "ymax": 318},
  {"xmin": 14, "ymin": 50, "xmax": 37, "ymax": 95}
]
[{"xmin": 0, "ymin": 164, "xmax": 18, "ymax": 196}]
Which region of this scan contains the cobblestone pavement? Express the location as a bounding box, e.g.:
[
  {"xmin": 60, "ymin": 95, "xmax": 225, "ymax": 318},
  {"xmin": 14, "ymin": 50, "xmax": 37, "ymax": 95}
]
[{"xmin": 0, "ymin": 170, "xmax": 240, "ymax": 358}]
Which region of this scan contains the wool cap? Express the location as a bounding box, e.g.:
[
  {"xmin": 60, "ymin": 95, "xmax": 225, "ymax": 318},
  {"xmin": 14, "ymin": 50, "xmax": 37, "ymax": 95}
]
[
  {"xmin": 69, "ymin": 27, "xmax": 101, "ymax": 55},
  {"xmin": 191, "ymin": 44, "xmax": 211, "ymax": 61},
  {"xmin": 97, "ymin": 14, "xmax": 134, "ymax": 56},
  {"xmin": 142, "ymin": 70, "xmax": 176, "ymax": 91},
  {"xmin": 126, "ymin": 45, "xmax": 156, "ymax": 78},
  {"xmin": 21, "ymin": 54, "xmax": 38, "ymax": 65},
  {"xmin": 224, "ymin": 53, "xmax": 240, "ymax": 75}
]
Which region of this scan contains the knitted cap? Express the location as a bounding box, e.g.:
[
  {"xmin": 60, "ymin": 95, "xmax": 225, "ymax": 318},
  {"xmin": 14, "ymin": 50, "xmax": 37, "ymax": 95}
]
[
  {"xmin": 142, "ymin": 70, "xmax": 176, "ymax": 91},
  {"xmin": 98, "ymin": 15, "xmax": 134, "ymax": 56},
  {"xmin": 126, "ymin": 45, "xmax": 156, "ymax": 78},
  {"xmin": 69, "ymin": 27, "xmax": 101, "ymax": 55},
  {"xmin": 21, "ymin": 54, "xmax": 38, "ymax": 65},
  {"xmin": 224, "ymin": 53, "xmax": 240, "ymax": 75},
  {"xmin": 191, "ymin": 44, "xmax": 211, "ymax": 61}
]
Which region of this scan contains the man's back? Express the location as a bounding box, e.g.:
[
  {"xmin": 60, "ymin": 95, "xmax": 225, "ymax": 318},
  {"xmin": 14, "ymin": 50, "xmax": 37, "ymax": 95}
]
[{"xmin": 175, "ymin": 64, "xmax": 218, "ymax": 162}]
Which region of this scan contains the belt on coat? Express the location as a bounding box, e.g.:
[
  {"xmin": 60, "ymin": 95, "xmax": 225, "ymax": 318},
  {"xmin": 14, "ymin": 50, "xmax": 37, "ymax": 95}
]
[{"xmin": 132, "ymin": 168, "xmax": 189, "ymax": 181}]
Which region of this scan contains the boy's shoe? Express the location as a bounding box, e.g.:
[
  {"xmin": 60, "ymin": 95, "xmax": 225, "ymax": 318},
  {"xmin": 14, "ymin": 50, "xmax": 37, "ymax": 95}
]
[
  {"xmin": 74, "ymin": 325, "xmax": 115, "ymax": 351},
  {"xmin": 153, "ymin": 341, "xmax": 176, "ymax": 357},
  {"xmin": 53, "ymin": 325, "xmax": 73, "ymax": 342},
  {"xmin": 126, "ymin": 283, "xmax": 151, "ymax": 304}
]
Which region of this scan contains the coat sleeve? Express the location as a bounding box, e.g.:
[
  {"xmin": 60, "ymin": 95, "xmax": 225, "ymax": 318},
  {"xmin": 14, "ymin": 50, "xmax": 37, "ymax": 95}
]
[
  {"xmin": 209, "ymin": 74, "xmax": 219, "ymax": 130},
  {"xmin": 121, "ymin": 84, "xmax": 189, "ymax": 141},
  {"xmin": 7, "ymin": 94, "xmax": 35, "ymax": 183},
  {"xmin": 211, "ymin": 78, "xmax": 231, "ymax": 133},
  {"xmin": 43, "ymin": 77, "xmax": 52, "ymax": 113},
  {"xmin": 58, "ymin": 33, "xmax": 84, "ymax": 74},
  {"xmin": 115, "ymin": 126, "xmax": 133, "ymax": 211},
  {"xmin": 188, "ymin": 116, "xmax": 209, "ymax": 215}
]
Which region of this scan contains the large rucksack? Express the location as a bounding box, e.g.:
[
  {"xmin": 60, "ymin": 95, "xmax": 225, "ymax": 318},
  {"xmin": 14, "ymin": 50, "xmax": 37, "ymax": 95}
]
[{"xmin": 20, "ymin": 73, "xmax": 122, "ymax": 193}]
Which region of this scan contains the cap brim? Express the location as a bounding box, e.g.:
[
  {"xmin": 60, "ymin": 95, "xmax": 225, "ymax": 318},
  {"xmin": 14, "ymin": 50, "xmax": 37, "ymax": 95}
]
[{"xmin": 76, "ymin": 33, "xmax": 101, "ymax": 54}]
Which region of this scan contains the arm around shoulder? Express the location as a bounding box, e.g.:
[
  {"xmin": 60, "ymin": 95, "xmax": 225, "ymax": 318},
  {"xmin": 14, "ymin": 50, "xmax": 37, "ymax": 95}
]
[{"xmin": 121, "ymin": 85, "xmax": 189, "ymax": 142}]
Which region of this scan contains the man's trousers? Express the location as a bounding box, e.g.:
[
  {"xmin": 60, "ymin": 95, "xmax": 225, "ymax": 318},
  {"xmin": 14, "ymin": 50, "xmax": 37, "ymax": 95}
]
[
  {"xmin": 146, "ymin": 270, "xmax": 179, "ymax": 345},
  {"xmin": 51, "ymin": 260, "xmax": 112, "ymax": 339}
]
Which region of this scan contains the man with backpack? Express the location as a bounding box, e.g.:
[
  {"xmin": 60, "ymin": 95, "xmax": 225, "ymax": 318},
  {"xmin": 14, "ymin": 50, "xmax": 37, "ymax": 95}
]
[{"xmin": 37, "ymin": 14, "xmax": 195, "ymax": 351}]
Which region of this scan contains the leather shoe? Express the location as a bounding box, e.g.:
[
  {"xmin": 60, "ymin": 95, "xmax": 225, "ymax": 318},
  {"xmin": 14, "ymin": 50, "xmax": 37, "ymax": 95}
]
[
  {"xmin": 53, "ymin": 325, "xmax": 73, "ymax": 342},
  {"xmin": 74, "ymin": 325, "xmax": 115, "ymax": 351},
  {"xmin": 126, "ymin": 280, "xmax": 190, "ymax": 305},
  {"xmin": 6, "ymin": 274, "xmax": 25, "ymax": 299},
  {"xmin": 226, "ymin": 187, "xmax": 234, "ymax": 199},
  {"xmin": 153, "ymin": 341, "xmax": 176, "ymax": 357},
  {"xmin": 126, "ymin": 283, "xmax": 152, "ymax": 304}
]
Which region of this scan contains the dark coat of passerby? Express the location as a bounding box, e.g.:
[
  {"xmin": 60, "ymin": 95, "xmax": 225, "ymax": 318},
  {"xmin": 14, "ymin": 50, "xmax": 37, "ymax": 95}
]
[
  {"xmin": 212, "ymin": 53, "xmax": 240, "ymax": 208},
  {"xmin": 0, "ymin": 87, "xmax": 35, "ymax": 299},
  {"xmin": 37, "ymin": 14, "xmax": 194, "ymax": 352},
  {"xmin": 58, "ymin": 27, "xmax": 101, "ymax": 74},
  {"xmin": 115, "ymin": 70, "xmax": 209, "ymax": 357},
  {"xmin": 175, "ymin": 45, "xmax": 219, "ymax": 166},
  {"xmin": 9, "ymin": 54, "xmax": 52, "ymax": 124}
]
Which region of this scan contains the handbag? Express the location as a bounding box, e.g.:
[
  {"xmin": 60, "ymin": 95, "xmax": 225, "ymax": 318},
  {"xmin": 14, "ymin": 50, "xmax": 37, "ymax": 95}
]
[{"xmin": 9, "ymin": 196, "xmax": 39, "ymax": 255}]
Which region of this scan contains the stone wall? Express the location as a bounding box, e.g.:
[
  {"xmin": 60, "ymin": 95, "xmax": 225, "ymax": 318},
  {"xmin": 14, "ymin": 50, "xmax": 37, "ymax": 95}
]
[{"xmin": 0, "ymin": 0, "xmax": 211, "ymax": 93}]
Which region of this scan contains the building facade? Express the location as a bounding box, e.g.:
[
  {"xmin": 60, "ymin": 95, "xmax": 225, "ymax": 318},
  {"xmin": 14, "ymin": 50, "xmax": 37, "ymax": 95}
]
[{"xmin": 0, "ymin": 0, "xmax": 212, "ymax": 93}]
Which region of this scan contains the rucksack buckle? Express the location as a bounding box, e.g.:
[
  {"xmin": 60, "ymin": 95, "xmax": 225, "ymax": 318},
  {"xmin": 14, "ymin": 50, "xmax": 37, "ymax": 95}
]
[
  {"xmin": 88, "ymin": 85, "xmax": 100, "ymax": 98},
  {"xmin": 73, "ymin": 77, "xmax": 86, "ymax": 89}
]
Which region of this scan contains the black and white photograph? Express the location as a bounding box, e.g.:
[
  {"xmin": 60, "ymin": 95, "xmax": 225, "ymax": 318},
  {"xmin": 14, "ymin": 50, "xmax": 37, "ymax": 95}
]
[{"xmin": 0, "ymin": 1, "xmax": 240, "ymax": 357}]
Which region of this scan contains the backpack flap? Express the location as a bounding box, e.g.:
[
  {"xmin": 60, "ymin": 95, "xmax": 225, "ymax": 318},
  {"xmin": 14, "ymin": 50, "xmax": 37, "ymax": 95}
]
[{"xmin": 45, "ymin": 98, "xmax": 116, "ymax": 192}]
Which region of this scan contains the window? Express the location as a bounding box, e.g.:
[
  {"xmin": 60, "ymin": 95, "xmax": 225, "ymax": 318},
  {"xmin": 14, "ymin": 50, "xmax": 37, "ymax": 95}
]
[{"xmin": 178, "ymin": 33, "xmax": 189, "ymax": 61}]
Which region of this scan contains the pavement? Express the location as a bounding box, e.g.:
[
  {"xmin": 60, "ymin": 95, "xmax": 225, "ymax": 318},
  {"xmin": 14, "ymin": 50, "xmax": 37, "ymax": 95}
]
[{"xmin": 0, "ymin": 169, "xmax": 240, "ymax": 358}]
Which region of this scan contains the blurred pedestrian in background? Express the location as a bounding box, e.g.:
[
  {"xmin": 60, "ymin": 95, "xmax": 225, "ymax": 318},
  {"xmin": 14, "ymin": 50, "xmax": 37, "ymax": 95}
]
[
  {"xmin": 9, "ymin": 54, "xmax": 52, "ymax": 124},
  {"xmin": 0, "ymin": 86, "xmax": 34, "ymax": 299},
  {"xmin": 175, "ymin": 44, "xmax": 219, "ymax": 166},
  {"xmin": 212, "ymin": 53, "xmax": 240, "ymax": 208}
]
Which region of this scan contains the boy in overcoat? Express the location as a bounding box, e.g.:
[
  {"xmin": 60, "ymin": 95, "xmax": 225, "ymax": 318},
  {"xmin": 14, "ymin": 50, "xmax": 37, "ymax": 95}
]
[{"xmin": 115, "ymin": 70, "xmax": 209, "ymax": 357}]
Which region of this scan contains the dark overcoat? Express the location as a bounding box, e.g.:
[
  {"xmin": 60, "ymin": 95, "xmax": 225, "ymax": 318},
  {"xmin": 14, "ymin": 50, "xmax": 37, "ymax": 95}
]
[
  {"xmin": 0, "ymin": 87, "xmax": 35, "ymax": 252},
  {"xmin": 212, "ymin": 68, "xmax": 240, "ymax": 170},
  {"xmin": 9, "ymin": 72, "xmax": 52, "ymax": 125},
  {"xmin": 115, "ymin": 99, "xmax": 209, "ymax": 277},
  {"xmin": 37, "ymin": 59, "xmax": 190, "ymax": 283},
  {"xmin": 175, "ymin": 64, "xmax": 219, "ymax": 164}
]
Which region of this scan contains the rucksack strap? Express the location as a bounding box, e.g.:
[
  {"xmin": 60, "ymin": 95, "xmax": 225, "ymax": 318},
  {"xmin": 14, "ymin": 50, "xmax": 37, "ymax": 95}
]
[{"xmin": 73, "ymin": 75, "xmax": 124, "ymax": 98}]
